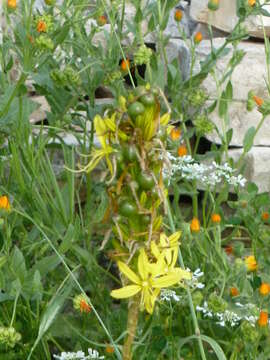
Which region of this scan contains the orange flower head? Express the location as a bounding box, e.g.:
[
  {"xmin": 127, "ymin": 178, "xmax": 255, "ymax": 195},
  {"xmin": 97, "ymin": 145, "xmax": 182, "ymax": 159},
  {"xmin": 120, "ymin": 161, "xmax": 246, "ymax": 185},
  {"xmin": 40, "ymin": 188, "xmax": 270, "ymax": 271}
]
[
  {"xmin": 225, "ymin": 245, "xmax": 233, "ymax": 255},
  {"xmin": 190, "ymin": 217, "xmax": 200, "ymax": 233},
  {"xmin": 105, "ymin": 345, "xmax": 115, "ymax": 354},
  {"xmin": 120, "ymin": 59, "xmax": 130, "ymax": 72},
  {"xmin": 262, "ymin": 212, "xmax": 269, "ymax": 221},
  {"xmin": 0, "ymin": 196, "xmax": 10, "ymax": 211},
  {"xmin": 177, "ymin": 144, "xmax": 188, "ymax": 157},
  {"xmin": 253, "ymin": 95, "xmax": 264, "ymax": 107},
  {"xmin": 211, "ymin": 213, "xmax": 221, "ymax": 224},
  {"xmin": 230, "ymin": 287, "xmax": 239, "ymax": 297},
  {"xmin": 174, "ymin": 9, "xmax": 183, "ymax": 22},
  {"xmin": 194, "ymin": 32, "xmax": 203, "ymax": 44},
  {"xmin": 245, "ymin": 255, "xmax": 257, "ymax": 272},
  {"xmin": 7, "ymin": 0, "xmax": 16, "ymax": 9},
  {"xmin": 258, "ymin": 311, "xmax": 268, "ymax": 327},
  {"xmin": 37, "ymin": 20, "xmax": 47, "ymax": 33},
  {"xmin": 170, "ymin": 127, "xmax": 181, "ymax": 141},
  {"xmin": 259, "ymin": 283, "xmax": 270, "ymax": 296},
  {"xmin": 248, "ymin": 0, "xmax": 256, "ymax": 6},
  {"xmin": 79, "ymin": 299, "xmax": 91, "ymax": 313}
]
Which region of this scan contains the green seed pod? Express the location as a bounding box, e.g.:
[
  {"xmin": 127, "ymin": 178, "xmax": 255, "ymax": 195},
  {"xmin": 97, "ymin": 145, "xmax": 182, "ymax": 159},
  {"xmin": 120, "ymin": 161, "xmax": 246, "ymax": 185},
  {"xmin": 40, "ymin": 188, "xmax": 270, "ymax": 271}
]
[
  {"xmin": 128, "ymin": 102, "xmax": 145, "ymax": 119},
  {"xmin": 119, "ymin": 201, "xmax": 137, "ymax": 217},
  {"xmin": 138, "ymin": 172, "xmax": 155, "ymax": 191},
  {"xmin": 139, "ymin": 93, "xmax": 156, "ymax": 107}
]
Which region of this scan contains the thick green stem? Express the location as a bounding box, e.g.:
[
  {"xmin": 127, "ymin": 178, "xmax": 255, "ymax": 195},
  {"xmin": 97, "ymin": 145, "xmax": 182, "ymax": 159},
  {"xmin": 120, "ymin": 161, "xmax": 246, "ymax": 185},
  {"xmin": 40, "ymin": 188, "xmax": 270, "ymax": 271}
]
[
  {"xmin": 166, "ymin": 199, "xmax": 207, "ymax": 360},
  {"xmin": 123, "ymin": 295, "xmax": 140, "ymax": 360}
]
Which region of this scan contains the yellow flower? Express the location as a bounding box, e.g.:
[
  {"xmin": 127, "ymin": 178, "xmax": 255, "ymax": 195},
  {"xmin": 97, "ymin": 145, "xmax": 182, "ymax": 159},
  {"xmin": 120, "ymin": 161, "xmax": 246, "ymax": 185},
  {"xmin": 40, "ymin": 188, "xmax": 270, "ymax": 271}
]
[
  {"xmin": 7, "ymin": 0, "xmax": 16, "ymax": 9},
  {"xmin": 259, "ymin": 283, "xmax": 270, "ymax": 296},
  {"xmin": 248, "ymin": 0, "xmax": 256, "ymax": 6},
  {"xmin": 245, "ymin": 255, "xmax": 257, "ymax": 271},
  {"xmin": 0, "ymin": 196, "xmax": 10, "ymax": 211},
  {"xmin": 111, "ymin": 248, "xmax": 189, "ymax": 314},
  {"xmin": 151, "ymin": 232, "xmax": 191, "ymax": 282}
]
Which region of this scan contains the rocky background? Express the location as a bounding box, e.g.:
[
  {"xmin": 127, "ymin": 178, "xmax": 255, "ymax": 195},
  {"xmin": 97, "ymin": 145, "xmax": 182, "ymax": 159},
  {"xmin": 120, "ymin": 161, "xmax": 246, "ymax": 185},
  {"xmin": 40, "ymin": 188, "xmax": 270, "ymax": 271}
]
[{"xmin": 1, "ymin": 0, "xmax": 270, "ymax": 192}]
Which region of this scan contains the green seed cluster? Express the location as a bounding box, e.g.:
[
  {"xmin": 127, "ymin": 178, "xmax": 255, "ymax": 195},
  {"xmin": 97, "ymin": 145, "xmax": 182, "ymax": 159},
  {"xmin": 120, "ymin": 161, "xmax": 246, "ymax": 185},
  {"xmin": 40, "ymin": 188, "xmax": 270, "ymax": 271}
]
[{"xmin": 0, "ymin": 327, "xmax": 21, "ymax": 348}]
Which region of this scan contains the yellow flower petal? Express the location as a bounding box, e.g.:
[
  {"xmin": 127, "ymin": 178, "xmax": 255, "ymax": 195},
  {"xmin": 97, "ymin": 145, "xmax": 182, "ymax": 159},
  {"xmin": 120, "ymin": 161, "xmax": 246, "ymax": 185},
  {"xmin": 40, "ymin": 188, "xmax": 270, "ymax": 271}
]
[
  {"xmin": 160, "ymin": 113, "xmax": 171, "ymax": 126},
  {"xmin": 151, "ymin": 241, "xmax": 161, "ymax": 259},
  {"xmin": 138, "ymin": 249, "xmax": 149, "ymax": 281},
  {"xmin": 117, "ymin": 261, "xmax": 141, "ymax": 285},
  {"xmin": 168, "ymin": 231, "xmax": 181, "ymax": 246},
  {"xmin": 152, "ymin": 272, "xmax": 184, "ymax": 288},
  {"xmin": 111, "ymin": 285, "xmax": 141, "ymax": 299}
]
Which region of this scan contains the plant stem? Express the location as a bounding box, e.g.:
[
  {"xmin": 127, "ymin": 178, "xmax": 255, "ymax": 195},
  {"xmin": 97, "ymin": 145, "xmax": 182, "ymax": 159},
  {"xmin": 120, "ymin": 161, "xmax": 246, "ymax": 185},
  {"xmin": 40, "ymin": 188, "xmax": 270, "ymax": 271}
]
[
  {"xmin": 165, "ymin": 199, "xmax": 207, "ymax": 360},
  {"xmin": 122, "ymin": 295, "xmax": 140, "ymax": 360}
]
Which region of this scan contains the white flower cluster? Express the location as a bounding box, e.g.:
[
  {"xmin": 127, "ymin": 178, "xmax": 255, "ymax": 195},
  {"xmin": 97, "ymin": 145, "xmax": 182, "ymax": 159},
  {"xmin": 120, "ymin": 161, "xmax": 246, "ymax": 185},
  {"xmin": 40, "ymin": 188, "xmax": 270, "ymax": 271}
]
[
  {"xmin": 196, "ymin": 301, "xmax": 260, "ymax": 328},
  {"xmin": 160, "ymin": 268, "xmax": 204, "ymax": 303},
  {"xmin": 164, "ymin": 154, "xmax": 247, "ymax": 188},
  {"xmin": 53, "ymin": 348, "xmax": 105, "ymax": 360},
  {"xmin": 160, "ymin": 289, "xmax": 182, "ymax": 302},
  {"xmin": 187, "ymin": 268, "xmax": 205, "ymax": 289}
]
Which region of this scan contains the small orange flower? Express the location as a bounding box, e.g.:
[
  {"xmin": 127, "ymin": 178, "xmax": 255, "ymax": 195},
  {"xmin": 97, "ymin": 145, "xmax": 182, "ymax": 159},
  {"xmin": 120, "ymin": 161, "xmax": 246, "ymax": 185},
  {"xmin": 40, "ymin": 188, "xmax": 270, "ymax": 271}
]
[
  {"xmin": 258, "ymin": 311, "xmax": 268, "ymax": 327},
  {"xmin": 7, "ymin": 0, "xmax": 16, "ymax": 9},
  {"xmin": 97, "ymin": 15, "xmax": 107, "ymax": 26},
  {"xmin": 80, "ymin": 299, "xmax": 91, "ymax": 313},
  {"xmin": 230, "ymin": 287, "xmax": 239, "ymax": 297},
  {"xmin": 105, "ymin": 345, "xmax": 115, "ymax": 354},
  {"xmin": 28, "ymin": 35, "xmax": 34, "ymax": 44},
  {"xmin": 245, "ymin": 255, "xmax": 257, "ymax": 272},
  {"xmin": 37, "ymin": 20, "xmax": 47, "ymax": 33},
  {"xmin": 0, "ymin": 196, "xmax": 10, "ymax": 211},
  {"xmin": 253, "ymin": 95, "xmax": 264, "ymax": 107},
  {"xmin": 194, "ymin": 32, "xmax": 203, "ymax": 44},
  {"xmin": 211, "ymin": 213, "xmax": 221, "ymax": 224},
  {"xmin": 262, "ymin": 212, "xmax": 269, "ymax": 221},
  {"xmin": 259, "ymin": 283, "xmax": 270, "ymax": 296},
  {"xmin": 248, "ymin": 0, "xmax": 256, "ymax": 6},
  {"xmin": 190, "ymin": 217, "xmax": 200, "ymax": 233},
  {"xmin": 170, "ymin": 127, "xmax": 181, "ymax": 141},
  {"xmin": 174, "ymin": 9, "xmax": 183, "ymax": 22},
  {"xmin": 177, "ymin": 144, "xmax": 188, "ymax": 157},
  {"xmin": 120, "ymin": 59, "xmax": 130, "ymax": 72},
  {"xmin": 225, "ymin": 245, "xmax": 233, "ymax": 255}
]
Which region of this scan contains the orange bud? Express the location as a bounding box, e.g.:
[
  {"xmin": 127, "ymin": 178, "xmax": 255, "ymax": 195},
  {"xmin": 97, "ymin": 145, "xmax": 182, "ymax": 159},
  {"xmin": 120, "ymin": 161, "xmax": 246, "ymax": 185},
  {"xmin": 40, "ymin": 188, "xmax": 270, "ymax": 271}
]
[
  {"xmin": 120, "ymin": 59, "xmax": 130, "ymax": 72},
  {"xmin": 37, "ymin": 20, "xmax": 47, "ymax": 33},
  {"xmin": 97, "ymin": 15, "xmax": 107, "ymax": 26},
  {"xmin": 259, "ymin": 283, "xmax": 270, "ymax": 296},
  {"xmin": 7, "ymin": 0, "xmax": 16, "ymax": 9},
  {"xmin": 79, "ymin": 299, "xmax": 91, "ymax": 313},
  {"xmin": 177, "ymin": 144, "xmax": 188, "ymax": 157},
  {"xmin": 170, "ymin": 127, "xmax": 181, "ymax": 141},
  {"xmin": 224, "ymin": 245, "xmax": 233, "ymax": 255},
  {"xmin": 253, "ymin": 95, "xmax": 264, "ymax": 107},
  {"xmin": 174, "ymin": 9, "xmax": 183, "ymax": 22},
  {"xmin": 211, "ymin": 213, "xmax": 221, "ymax": 224},
  {"xmin": 190, "ymin": 217, "xmax": 200, "ymax": 233},
  {"xmin": 230, "ymin": 287, "xmax": 239, "ymax": 297},
  {"xmin": 248, "ymin": 0, "xmax": 256, "ymax": 6},
  {"xmin": 194, "ymin": 32, "xmax": 203, "ymax": 44},
  {"xmin": 0, "ymin": 196, "xmax": 10, "ymax": 211},
  {"xmin": 258, "ymin": 311, "xmax": 268, "ymax": 327},
  {"xmin": 262, "ymin": 212, "xmax": 269, "ymax": 221},
  {"xmin": 105, "ymin": 345, "xmax": 115, "ymax": 354}
]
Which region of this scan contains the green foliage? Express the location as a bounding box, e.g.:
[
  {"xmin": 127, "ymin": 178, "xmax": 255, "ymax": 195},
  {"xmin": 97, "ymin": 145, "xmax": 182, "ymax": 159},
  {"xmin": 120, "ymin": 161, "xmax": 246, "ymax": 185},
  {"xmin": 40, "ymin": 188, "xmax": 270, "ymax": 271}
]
[{"xmin": 1, "ymin": 0, "xmax": 270, "ymax": 359}]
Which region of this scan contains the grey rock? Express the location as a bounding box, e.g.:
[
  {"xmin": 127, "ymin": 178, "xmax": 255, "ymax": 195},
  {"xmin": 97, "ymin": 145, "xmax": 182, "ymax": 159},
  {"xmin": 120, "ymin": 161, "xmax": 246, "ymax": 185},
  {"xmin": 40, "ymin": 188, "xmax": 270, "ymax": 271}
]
[
  {"xmin": 229, "ymin": 147, "xmax": 270, "ymax": 193},
  {"xmin": 166, "ymin": 38, "xmax": 191, "ymax": 81},
  {"xmin": 195, "ymin": 38, "xmax": 270, "ymax": 146},
  {"xmin": 190, "ymin": 0, "xmax": 270, "ymax": 39}
]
